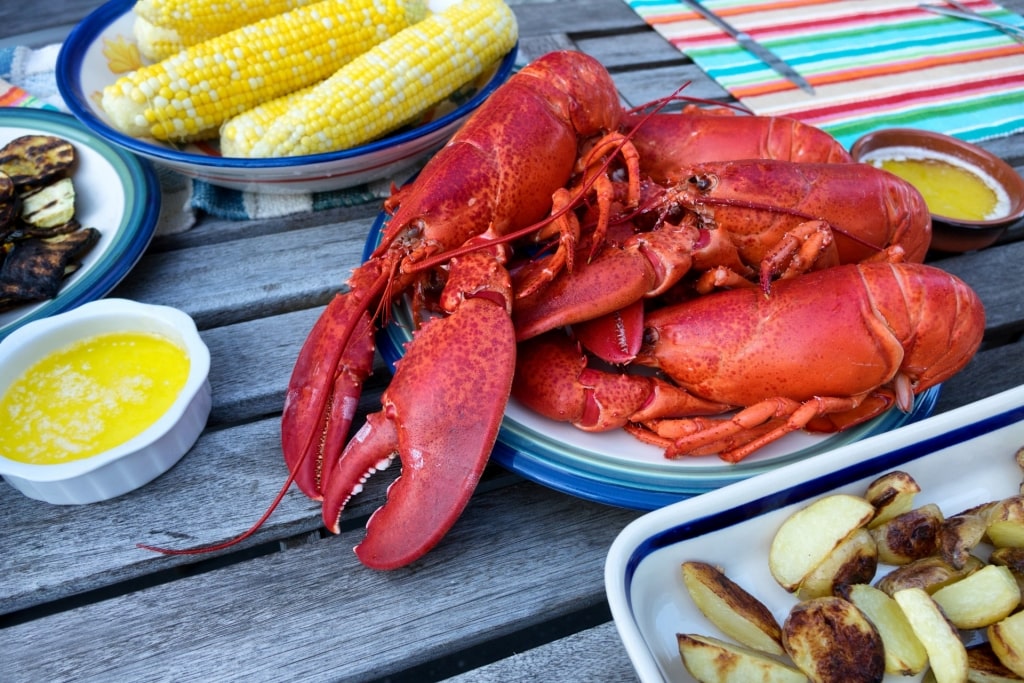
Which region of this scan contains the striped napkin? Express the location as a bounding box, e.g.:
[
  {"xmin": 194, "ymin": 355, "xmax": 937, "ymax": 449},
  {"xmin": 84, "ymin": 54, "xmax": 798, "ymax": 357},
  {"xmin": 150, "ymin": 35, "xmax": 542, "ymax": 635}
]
[{"xmin": 625, "ymin": 0, "xmax": 1024, "ymax": 148}]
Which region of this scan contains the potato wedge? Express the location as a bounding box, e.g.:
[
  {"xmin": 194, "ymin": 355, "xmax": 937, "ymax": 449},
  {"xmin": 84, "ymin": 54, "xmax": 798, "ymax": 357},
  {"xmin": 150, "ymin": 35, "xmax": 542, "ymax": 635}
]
[
  {"xmin": 940, "ymin": 512, "xmax": 990, "ymax": 569},
  {"xmin": 865, "ymin": 470, "xmax": 921, "ymax": 528},
  {"xmin": 782, "ymin": 596, "xmax": 884, "ymax": 683},
  {"xmin": 796, "ymin": 528, "xmax": 877, "ymax": 600},
  {"xmin": 989, "ymin": 610, "xmax": 1024, "ymax": 677},
  {"xmin": 894, "ymin": 587, "xmax": 968, "ymax": 683},
  {"xmin": 966, "ymin": 643, "xmax": 1024, "ymax": 682},
  {"xmin": 876, "ymin": 555, "xmax": 983, "ymax": 596},
  {"xmin": 681, "ymin": 561, "xmax": 785, "ymax": 655},
  {"xmin": 769, "ymin": 494, "xmax": 876, "ymax": 592},
  {"xmin": 987, "ymin": 498, "xmax": 1024, "ymax": 548},
  {"xmin": 931, "ymin": 565, "xmax": 1021, "ymax": 629},
  {"xmin": 840, "ymin": 583, "xmax": 928, "ymax": 675},
  {"xmin": 870, "ymin": 503, "xmax": 944, "ymax": 565},
  {"xmin": 677, "ymin": 633, "xmax": 809, "ymax": 683}
]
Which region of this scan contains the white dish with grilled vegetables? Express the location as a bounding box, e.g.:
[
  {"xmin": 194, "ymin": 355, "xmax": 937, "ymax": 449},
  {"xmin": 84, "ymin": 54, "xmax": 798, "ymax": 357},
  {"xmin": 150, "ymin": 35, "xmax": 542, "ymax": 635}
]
[
  {"xmin": 606, "ymin": 384, "xmax": 1024, "ymax": 683},
  {"xmin": 0, "ymin": 108, "xmax": 159, "ymax": 342},
  {"xmin": 55, "ymin": 0, "xmax": 519, "ymax": 193}
]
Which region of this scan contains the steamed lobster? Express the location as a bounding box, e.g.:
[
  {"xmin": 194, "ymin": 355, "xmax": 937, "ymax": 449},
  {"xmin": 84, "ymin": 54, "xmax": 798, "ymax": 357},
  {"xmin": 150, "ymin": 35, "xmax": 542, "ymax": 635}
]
[
  {"xmin": 143, "ymin": 51, "xmax": 982, "ymax": 571},
  {"xmin": 279, "ymin": 50, "xmax": 628, "ymax": 570},
  {"xmin": 514, "ymin": 262, "xmax": 985, "ymax": 464}
]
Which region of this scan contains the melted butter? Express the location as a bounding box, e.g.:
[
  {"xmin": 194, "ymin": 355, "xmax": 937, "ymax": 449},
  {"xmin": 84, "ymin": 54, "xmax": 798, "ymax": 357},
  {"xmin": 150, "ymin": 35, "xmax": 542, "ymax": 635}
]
[
  {"xmin": 0, "ymin": 331, "xmax": 190, "ymax": 465},
  {"xmin": 862, "ymin": 146, "xmax": 1010, "ymax": 222}
]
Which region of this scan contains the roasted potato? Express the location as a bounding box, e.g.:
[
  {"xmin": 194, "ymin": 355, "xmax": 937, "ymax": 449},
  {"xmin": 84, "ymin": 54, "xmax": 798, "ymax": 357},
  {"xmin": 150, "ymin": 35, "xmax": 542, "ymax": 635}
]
[
  {"xmin": 681, "ymin": 561, "xmax": 785, "ymax": 655},
  {"xmin": 894, "ymin": 587, "xmax": 968, "ymax": 683},
  {"xmin": 796, "ymin": 528, "xmax": 877, "ymax": 600},
  {"xmin": 840, "ymin": 583, "xmax": 928, "ymax": 675},
  {"xmin": 870, "ymin": 503, "xmax": 944, "ymax": 565},
  {"xmin": 940, "ymin": 511, "xmax": 991, "ymax": 569},
  {"xmin": 782, "ymin": 596, "xmax": 884, "ymax": 683},
  {"xmin": 989, "ymin": 610, "xmax": 1024, "ymax": 677},
  {"xmin": 876, "ymin": 555, "xmax": 983, "ymax": 596},
  {"xmin": 866, "ymin": 470, "xmax": 921, "ymax": 528},
  {"xmin": 931, "ymin": 565, "xmax": 1021, "ymax": 630},
  {"xmin": 987, "ymin": 498, "xmax": 1024, "ymax": 548},
  {"xmin": 769, "ymin": 494, "xmax": 876, "ymax": 592},
  {"xmin": 677, "ymin": 633, "xmax": 808, "ymax": 683},
  {"xmin": 965, "ymin": 642, "xmax": 1024, "ymax": 682}
]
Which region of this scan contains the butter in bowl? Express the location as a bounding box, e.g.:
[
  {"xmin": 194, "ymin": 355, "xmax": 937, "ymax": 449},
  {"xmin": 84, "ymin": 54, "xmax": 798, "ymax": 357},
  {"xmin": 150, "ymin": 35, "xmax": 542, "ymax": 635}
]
[
  {"xmin": 0, "ymin": 299, "xmax": 211, "ymax": 504},
  {"xmin": 851, "ymin": 128, "xmax": 1024, "ymax": 252}
]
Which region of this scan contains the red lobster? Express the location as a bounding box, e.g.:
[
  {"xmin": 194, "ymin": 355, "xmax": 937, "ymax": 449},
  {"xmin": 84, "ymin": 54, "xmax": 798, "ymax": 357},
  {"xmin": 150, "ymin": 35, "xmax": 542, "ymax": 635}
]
[
  {"xmin": 278, "ymin": 51, "xmax": 627, "ymax": 570},
  {"xmin": 512, "ymin": 156, "xmax": 933, "ymax": 357},
  {"xmin": 514, "ymin": 262, "xmax": 985, "ymax": 463}
]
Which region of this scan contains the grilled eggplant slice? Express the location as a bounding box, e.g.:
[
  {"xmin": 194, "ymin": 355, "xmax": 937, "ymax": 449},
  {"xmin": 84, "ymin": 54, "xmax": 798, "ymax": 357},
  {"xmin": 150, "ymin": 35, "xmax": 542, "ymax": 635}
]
[
  {"xmin": 0, "ymin": 227, "xmax": 99, "ymax": 310},
  {"xmin": 19, "ymin": 177, "xmax": 76, "ymax": 228},
  {"xmin": 0, "ymin": 134, "xmax": 76, "ymax": 186}
]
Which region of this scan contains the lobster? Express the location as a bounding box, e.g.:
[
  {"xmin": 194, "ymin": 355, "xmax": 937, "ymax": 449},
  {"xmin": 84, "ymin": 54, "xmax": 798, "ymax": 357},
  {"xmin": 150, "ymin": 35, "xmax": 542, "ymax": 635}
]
[
  {"xmin": 512, "ymin": 157, "xmax": 933, "ymax": 359},
  {"xmin": 277, "ymin": 50, "xmax": 629, "ymax": 570},
  {"xmin": 513, "ymin": 261, "xmax": 985, "ymax": 464}
]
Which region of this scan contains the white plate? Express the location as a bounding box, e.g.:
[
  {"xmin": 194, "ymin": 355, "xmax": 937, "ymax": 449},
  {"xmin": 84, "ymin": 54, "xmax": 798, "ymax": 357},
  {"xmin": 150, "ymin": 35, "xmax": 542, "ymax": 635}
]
[
  {"xmin": 55, "ymin": 0, "xmax": 517, "ymax": 194},
  {"xmin": 605, "ymin": 384, "xmax": 1024, "ymax": 682},
  {"xmin": 0, "ymin": 108, "xmax": 160, "ymax": 341},
  {"xmin": 366, "ymin": 214, "xmax": 938, "ymax": 510}
]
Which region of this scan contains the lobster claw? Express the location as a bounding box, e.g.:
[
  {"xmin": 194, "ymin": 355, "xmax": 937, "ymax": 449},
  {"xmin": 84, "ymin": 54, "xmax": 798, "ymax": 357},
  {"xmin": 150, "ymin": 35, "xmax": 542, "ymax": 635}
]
[{"xmin": 322, "ymin": 254, "xmax": 516, "ymax": 570}]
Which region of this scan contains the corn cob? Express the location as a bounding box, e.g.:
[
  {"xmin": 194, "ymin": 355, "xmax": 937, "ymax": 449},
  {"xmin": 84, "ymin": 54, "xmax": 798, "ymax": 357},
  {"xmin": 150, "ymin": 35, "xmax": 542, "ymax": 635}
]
[
  {"xmin": 234, "ymin": 0, "xmax": 518, "ymax": 158},
  {"xmin": 102, "ymin": 0, "xmax": 427, "ymax": 142},
  {"xmin": 219, "ymin": 85, "xmax": 317, "ymax": 157},
  {"xmin": 132, "ymin": 0, "xmax": 321, "ymax": 61}
]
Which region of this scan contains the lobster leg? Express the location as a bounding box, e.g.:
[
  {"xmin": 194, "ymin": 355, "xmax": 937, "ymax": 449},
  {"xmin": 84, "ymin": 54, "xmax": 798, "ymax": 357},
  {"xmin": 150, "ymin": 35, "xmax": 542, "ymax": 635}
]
[
  {"xmin": 512, "ymin": 330, "xmax": 729, "ymax": 432},
  {"xmin": 321, "ymin": 251, "xmax": 516, "ymax": 569}
]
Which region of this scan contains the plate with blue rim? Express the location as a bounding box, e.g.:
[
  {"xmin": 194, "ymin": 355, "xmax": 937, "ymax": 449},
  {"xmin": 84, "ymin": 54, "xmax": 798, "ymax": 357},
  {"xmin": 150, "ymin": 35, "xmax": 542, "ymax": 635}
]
[
  {"xmin": 0, "ymin": 107, "xmax": 160, "ymax": 341},
  {"xmin": 364, "ymin": 211, "xmax": 938, "ymax": 510},
  {"xmin": 605, "ymin": 385, "xmax": 1024, "ymax": 682}
]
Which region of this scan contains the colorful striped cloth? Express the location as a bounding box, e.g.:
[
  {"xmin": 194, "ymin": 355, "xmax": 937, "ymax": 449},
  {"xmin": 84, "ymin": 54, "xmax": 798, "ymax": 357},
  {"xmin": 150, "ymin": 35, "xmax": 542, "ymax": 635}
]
[{"xmin": 625, "ymin": 0, "xmax": 1024, "ymax": 148}]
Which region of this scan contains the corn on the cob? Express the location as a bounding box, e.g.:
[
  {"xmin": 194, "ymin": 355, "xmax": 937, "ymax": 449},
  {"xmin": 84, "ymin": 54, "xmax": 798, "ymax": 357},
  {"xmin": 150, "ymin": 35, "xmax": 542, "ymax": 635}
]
[
  {"xmin": 219, "ymin": 85, "xmax": 317, "ymax": 157},
  {"xmin": 102, "ymin": 0, "xmax": 427, "ymax": 142},
  {"xmin": 132, "ymin": 15, "xmax": 187, "ymax": 62},
  {"xmin": 235, "ymin": 0, "xmax": 518, "ymax": 158},
  {"xmin": 132, "ymin": 0, "xmax": 321, "ymax": 60}
]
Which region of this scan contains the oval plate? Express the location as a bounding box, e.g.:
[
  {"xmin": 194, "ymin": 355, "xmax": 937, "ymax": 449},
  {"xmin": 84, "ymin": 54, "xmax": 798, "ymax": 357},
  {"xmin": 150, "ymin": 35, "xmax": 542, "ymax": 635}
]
[
  {"xmin": 56, "ymin": 0, "xmax": 518, "ymax": 194},
  {"xmin": 365, "ymin": 212, "xmax": 938, "ymax": 510},
  {"xmin": 0, "ymin": 108, "xmax": 160, "ymax": 342}
]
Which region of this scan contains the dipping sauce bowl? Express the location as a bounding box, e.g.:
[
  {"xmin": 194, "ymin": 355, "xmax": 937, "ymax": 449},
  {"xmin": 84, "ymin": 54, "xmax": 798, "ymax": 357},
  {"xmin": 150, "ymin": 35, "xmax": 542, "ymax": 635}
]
[
  {"xmin": 851, "ymin": 128, "xmax": 1024, "ymax": 252},
  {"xmin": 0, "ymin": 299, "xmax": 211, "ymax": 504}
]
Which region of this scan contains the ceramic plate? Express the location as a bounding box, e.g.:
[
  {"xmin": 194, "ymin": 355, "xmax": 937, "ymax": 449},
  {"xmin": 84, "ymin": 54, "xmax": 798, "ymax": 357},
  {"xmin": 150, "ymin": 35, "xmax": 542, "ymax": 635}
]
[
  {"xmin": 55, "ymin": 0, "xmax": 518, "ymax": 194},
  {"xmin": 365, "ymin": 214, "xmax": 938, "ymax": 510},
  {"xmin": 0, "ymin": 108, "xmax": 160, "ymax": 342},
  {"xmin": 605, "ymin": 384, "xmax": 1024, "ymax": 682}
]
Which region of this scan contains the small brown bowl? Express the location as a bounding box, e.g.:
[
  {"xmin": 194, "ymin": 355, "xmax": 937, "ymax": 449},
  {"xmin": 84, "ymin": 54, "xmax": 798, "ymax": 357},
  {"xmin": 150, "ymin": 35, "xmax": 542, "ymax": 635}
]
[{"xmin": 850, "ymin": 128, "xmax": 1024, "ymax": 253}]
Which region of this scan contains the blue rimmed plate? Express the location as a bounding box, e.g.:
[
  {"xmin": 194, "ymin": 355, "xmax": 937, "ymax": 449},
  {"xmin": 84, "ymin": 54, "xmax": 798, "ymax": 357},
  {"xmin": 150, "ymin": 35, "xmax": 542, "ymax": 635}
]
[
  {"xmin": 0, "ymin": 107, "xmax": 160, "ymax": 342},
  {"xmin": 605, "ymin": 385, "xmax": 1024, "ymax": 683},
  {"xmin": 365, "ymin": 213, "xmax": 938, "ymax": 510},
  {"xmin": 56, "ymin": 0, "xmax": 518, "ymax": 194}
]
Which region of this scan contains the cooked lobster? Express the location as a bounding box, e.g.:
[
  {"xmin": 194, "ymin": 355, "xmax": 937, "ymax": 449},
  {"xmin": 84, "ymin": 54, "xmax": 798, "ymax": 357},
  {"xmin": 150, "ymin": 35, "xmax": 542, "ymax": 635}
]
[{"xmin": 514, "ymin": 262, "xmax": 985, "ymax": 463}]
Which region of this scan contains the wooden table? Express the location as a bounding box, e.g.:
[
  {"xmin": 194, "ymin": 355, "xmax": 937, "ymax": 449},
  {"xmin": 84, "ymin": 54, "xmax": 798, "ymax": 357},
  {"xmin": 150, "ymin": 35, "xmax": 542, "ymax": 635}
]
[{"xmin": 3, "ymin": 1, "xmax": 1024, "ymax": 680}]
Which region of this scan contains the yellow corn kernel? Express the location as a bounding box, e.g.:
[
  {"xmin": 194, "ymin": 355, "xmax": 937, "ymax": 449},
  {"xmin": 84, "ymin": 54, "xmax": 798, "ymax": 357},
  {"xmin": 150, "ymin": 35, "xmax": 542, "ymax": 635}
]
[
  {"xmin": 133, "ymin": 15, "xmax": 187, "ymax": 61},
  {"xmin": 219, "ymin": 84, "xmax": 317, "ymax": 157},
  {"xmin": 241, "ymin": 0, "xmax": 518, "ymax": 157},
  {"xmin": 133, "ymin": 0, "xmax": 320, "ymax": 49},
  {"xmin": 103, "ymin": 0, "xmax": 427, "ymax": 142}
]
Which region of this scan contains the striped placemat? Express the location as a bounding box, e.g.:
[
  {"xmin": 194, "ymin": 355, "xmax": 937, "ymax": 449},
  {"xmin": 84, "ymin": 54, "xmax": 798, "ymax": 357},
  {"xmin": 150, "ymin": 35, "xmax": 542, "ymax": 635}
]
[{"xmin": 625, "ymin": 0, "xmax": 1024, "ymax": 148}]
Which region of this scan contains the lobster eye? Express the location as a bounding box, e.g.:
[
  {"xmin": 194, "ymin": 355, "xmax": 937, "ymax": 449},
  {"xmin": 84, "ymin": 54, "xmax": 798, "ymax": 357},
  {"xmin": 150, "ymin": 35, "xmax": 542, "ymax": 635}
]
[{"xmin": 687, "ymin": 173, "xmax": 718, "ymax": 193}]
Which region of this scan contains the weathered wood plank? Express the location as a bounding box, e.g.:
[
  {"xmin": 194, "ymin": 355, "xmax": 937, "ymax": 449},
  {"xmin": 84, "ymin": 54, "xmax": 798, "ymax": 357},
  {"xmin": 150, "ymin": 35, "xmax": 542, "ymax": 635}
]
[
  {"xmin": 2, "ymin": 482, "xmax": 644, "ymax": 683},
  {"xmin": 441, "ymin": 622, "xmax": 639, "ymax": 683}
]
